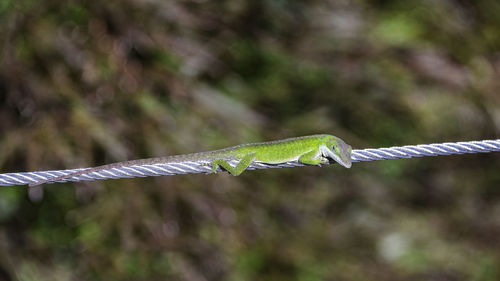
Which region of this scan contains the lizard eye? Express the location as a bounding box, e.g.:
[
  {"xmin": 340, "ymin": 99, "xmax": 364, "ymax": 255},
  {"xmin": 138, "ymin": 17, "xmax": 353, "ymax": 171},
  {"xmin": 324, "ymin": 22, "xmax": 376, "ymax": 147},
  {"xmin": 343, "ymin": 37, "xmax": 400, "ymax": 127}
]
[{"xmin": 332, "ymin": 145, "xmax": 339, "ymax": 155}]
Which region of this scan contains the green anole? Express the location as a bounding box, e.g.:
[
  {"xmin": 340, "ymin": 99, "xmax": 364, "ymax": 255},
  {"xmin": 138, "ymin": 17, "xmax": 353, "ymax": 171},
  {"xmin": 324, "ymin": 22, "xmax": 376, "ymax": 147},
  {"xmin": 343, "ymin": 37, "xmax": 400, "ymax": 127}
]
[{"xmin": 29, "ymin": 134, "xmax": 352, "ymax": 186}]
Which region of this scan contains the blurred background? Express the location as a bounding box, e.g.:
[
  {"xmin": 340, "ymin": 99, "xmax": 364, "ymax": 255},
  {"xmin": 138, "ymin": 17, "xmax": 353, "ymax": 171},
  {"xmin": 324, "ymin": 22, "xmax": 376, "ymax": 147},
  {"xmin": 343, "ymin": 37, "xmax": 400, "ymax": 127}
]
[{"xmin": 1, "ymin": 0, "xmax": 500, "ymax": 280}]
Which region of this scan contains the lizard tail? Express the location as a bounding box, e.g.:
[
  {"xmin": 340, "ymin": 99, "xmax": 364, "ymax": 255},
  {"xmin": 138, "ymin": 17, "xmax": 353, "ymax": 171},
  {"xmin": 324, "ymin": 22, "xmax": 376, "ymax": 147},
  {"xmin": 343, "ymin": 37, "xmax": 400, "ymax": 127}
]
[{"xmin": 29, "ymin": 166, "xmax": 98, "ymax": 187}]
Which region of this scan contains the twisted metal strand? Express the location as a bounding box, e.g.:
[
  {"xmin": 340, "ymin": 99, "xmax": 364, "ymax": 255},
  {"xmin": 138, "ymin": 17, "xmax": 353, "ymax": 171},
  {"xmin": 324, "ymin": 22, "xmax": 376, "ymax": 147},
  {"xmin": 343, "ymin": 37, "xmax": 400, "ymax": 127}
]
[{"xmin": 0, "ymin": 139, "xmax": 498, "ymax": 186}]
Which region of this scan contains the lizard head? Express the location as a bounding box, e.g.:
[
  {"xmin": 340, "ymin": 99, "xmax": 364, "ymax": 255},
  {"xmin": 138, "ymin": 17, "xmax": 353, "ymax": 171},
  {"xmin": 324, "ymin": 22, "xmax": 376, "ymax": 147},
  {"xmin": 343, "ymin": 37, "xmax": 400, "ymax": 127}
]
[{"xmin": 325, "ymin": 136, "xmax": 352, "ymax": 168}]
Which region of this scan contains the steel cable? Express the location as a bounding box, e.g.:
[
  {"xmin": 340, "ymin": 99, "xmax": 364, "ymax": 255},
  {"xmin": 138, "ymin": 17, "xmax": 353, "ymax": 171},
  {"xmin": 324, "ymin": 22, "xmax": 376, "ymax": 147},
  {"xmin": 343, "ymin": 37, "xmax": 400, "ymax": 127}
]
[{"xmin": 0, "ymin": 139, "xmax": 498, "ymax": 186}]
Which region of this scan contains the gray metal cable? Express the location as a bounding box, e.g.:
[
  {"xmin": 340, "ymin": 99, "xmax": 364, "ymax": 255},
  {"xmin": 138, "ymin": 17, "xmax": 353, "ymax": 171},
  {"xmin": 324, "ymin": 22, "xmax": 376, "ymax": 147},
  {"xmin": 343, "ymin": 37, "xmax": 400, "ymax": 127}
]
[{"xmin": 1, "ymin": 139, "xmax": 499, "ymax": 186}]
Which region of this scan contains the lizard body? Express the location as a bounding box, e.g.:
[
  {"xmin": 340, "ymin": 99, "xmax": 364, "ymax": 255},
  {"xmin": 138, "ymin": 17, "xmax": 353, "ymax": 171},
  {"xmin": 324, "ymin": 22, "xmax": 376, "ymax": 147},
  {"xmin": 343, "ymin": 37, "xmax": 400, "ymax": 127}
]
[{"xmin": 29, "ymin": 134, "xmax": 351, "ymax": 186}]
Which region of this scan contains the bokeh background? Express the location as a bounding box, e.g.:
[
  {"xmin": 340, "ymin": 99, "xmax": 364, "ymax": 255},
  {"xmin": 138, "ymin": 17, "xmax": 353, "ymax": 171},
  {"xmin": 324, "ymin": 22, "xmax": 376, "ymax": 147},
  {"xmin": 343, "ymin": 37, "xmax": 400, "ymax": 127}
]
[{"xmin": 1, "ymin": 0, "xmax": 500, "ymax": 280}]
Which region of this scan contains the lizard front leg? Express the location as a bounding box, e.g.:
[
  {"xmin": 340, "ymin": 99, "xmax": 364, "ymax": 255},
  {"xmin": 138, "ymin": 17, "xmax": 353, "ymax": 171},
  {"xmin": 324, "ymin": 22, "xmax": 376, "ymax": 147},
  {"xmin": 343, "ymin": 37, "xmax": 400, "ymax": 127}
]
[
  {"xmin": 211, "ymin": 153, "xmax": 255, "ymax": 176},
  {"xmin": 298, "ymin": 149, "xmax": 329, "ymax": 166}
]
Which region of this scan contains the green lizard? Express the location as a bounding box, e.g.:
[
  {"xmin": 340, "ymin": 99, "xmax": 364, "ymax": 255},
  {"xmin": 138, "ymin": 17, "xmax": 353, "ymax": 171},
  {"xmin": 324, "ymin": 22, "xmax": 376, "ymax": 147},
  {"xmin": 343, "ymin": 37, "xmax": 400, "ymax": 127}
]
[{"xmin": 29, "ymin": 134, "xmax": 352, "ymax": 186}]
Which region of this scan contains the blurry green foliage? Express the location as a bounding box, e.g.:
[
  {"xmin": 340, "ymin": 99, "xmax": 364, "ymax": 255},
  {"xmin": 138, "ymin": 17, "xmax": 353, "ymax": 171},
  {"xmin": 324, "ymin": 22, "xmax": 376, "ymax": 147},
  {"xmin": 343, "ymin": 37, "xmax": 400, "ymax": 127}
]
[{"xmin": 0, "ymin": 0, "xmax": 499, "ymax": 280}]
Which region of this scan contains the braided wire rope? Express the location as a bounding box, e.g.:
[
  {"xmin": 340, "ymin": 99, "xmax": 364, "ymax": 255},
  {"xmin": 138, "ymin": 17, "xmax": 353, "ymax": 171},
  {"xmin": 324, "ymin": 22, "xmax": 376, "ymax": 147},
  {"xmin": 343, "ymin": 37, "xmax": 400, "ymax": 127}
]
[{"xmin": 0, "ymin": 139, "xmax": 499, "ymax": 186}]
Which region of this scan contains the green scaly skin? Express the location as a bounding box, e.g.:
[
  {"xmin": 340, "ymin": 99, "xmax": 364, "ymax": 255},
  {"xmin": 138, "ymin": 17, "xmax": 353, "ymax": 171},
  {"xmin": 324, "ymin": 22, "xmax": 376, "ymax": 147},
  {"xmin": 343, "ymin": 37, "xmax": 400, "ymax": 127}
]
[
  {"xmin": 29, "ymin": 134, "xmax": 352, "ymax": 186},
  {"xmin": 209, "ymin": 134, "xmax": 352, "ymax": 175}
]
